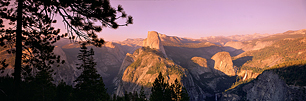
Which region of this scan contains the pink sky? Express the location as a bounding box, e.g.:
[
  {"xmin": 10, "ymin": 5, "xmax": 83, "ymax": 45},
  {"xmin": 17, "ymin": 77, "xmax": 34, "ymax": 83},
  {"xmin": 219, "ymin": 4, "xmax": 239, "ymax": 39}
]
[{"xmin": 65, "ymin": 0, "xmax": 306, "ymax": 41}]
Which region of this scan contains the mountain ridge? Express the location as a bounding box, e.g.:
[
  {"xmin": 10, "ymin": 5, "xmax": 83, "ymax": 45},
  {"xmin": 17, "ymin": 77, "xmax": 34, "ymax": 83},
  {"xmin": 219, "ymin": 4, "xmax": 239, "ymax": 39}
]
[{"xmin": 1, "ymin": 29, "xmax": 306, "ymax": 100}]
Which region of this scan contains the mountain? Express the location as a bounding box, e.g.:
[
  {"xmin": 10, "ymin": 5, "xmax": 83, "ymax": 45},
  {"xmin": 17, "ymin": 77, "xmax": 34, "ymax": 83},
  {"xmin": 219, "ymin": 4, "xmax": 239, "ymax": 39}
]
[
  {"xmin": 1, "ymin": 29, "xmax": 306, "ymax": 100},
  {"xmin": 114, "ymin": 31, "xmax": 200, "ymax": 99},
  {"xmin": 200, "ymin": 33, "xmax": 270, "ymax": 45},
  {"xmin": 113, "ymin": 29, "xmax": 306, "ymax": 100},
  {"xmin": 143, "ymin": 31, "xmax": 167, "ymax": 58},
  {"xmin": 0, "ymin": 38, "xmax": 142, "ymax": 93},
  {"xmin": 52, "ymin": 40, "xmax": 142, "ymax": 93},
  {"xmin": 225, "ymin": 29, "xmax": 306, "ymax": 52},
  {"xmin": 113, "ymin": 47, "xmax": 191, "ymax": 99},
  {"xmin": 114, "ymin": 31, "xmax": 239, "ymax": 100},
  {"xmin": 221, "ymin": 61, "xmax": 306, "ymax": 101}
]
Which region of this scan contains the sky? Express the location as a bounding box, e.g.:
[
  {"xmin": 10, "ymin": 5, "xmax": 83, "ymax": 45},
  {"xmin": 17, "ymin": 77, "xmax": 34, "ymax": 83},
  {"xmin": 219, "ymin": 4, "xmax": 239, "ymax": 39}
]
[{"xmin": 76, "ymin": 0, "xmax": 306, "ymax": 41}]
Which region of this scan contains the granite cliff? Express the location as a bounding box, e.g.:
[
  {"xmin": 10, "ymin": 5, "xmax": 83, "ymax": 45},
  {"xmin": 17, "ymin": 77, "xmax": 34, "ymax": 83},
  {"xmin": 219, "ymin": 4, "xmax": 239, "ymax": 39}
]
[
  {"xmin": 1, "ymin": 29, "xmax": 306, "ymax": 100},
  {"xmin": 143, "ymin": 31, "xmax": 167, "ymax": 58},
  {"xmin": 221, "ymin": 70, "xmax": 306, "ymax": 101},
  {"xmin": 114, "ymin": 32, "xmax": 239, "ymax": 101},
  {"xmin": 211, "ymin": 52, "xmax": 236, "ymax": 76}
]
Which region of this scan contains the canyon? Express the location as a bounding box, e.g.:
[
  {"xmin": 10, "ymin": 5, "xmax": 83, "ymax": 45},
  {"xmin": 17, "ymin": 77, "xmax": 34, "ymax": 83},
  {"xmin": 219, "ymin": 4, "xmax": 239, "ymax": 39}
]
[{"xmin": 1, "ymin": 29, "xmax": 306, "ymax": 100}]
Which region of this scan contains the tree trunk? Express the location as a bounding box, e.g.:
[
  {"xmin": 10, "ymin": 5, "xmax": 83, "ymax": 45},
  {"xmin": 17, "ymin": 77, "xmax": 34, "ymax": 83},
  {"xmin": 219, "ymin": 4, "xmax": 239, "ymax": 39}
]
[{"xmin": 14, "ymin": 0, "xmax": 23, "ymax": 100}]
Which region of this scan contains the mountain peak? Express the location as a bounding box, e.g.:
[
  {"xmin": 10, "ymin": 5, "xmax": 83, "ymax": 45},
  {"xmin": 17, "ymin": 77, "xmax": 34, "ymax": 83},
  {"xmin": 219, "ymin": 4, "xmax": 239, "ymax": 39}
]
[{"xmin": 143, "ymin": 31, "xmax": 167, "ymax": 58}]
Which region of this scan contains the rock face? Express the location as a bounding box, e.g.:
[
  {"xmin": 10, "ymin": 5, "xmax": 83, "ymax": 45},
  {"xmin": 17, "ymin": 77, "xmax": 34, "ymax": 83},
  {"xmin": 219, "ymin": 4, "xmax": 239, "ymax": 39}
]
[
  {"xmin": 244, "ymin": 71, "xmax": 288, "ymax": 101},
  {"xmin": 113, "ymin": 47, "xmax": 193, "ymax": 99},
  {"xmin": 143, "ymin": 31, "xmax": 167, "ymax": 58},
  {"xmin": 221, "ymin": 71, "xmax": 302, "ymax": 101},
  {"xmin": 51, "ymin": 39, "xmax": 142, "ymax": 93},
  {"xmin": 237, "ymin": 70, "xmax": 260, "ymax": 81},
  {"xmin": 3, "ymin": 29, "xmax": 306, "ymax": 100},
  {"xmin": 187, "ymin": 57, "xmax": 213, "ymax": 80},
  {"xmin": 211, "ymin": 52, "xmax": 235, "ymax": 76}
]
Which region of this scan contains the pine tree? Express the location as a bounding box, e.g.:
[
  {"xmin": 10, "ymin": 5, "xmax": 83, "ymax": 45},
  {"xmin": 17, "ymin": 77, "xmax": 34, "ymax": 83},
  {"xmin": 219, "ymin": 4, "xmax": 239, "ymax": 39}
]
[
  {"xmin": 172, "ymin": 79, "xmax": 181, "ymax": 101},
  {"xmin": 56, "ymin": 80, "xmax": 73, "ymax": 101},
  {"xmin": 150, "ymin": 72, "xmax": 173, "ymax": 101},
  {"xmin": 74, "ymin": 43, "xmax": 109, "ymax": 101},
  {"xmin": 112, "ymin": 94, "xmax": 117, "ymax": 101},
  {"xmin": 180, "ymin": 87, "xmax": 189, "ymax": 101},
  {"xmin": 150, "ymin": 72, "xmax": 190, "ymax": 101},
  {"xmin": 124, "ymin": 91, "xmax": 130, "ymax": 101},
  {"xmin": 28, "ymin": 69, "xmax": 56, "ymax": 101},
  {"xmin": 171, "ymin": 79, "xmax": 189, "ymax": 101},
  {"xmin": 150, "ymin": 72, "xmax": 166, "ymax": 101},
  {"xmin": 0, "ymin": 1, "xmax": 133, "ymax": 99},
  {"xmin": 139, "ymin": 86, "xmax": 147, "ymax": 101}
]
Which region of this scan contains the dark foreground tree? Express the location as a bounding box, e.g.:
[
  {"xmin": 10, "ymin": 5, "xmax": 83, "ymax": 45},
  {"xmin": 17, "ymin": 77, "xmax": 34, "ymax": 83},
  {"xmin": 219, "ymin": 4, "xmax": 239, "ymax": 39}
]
[
  {"xmin": 0, "ymin": 0, "xmax": 133, "ymax": 100},
  {"xmin": 112, "ymin": 89, "xmax": 147, "ymax": 101},
  {"xmin": 150, "ymin": 72, "xmax": 189, "ymax": 101},
  {"xmin": 73, "ymin": 43, "xmax": 109, "ymax": 101},
  {"xmin": 56, "ymin": 80, "xmax": 73, "ymax": 101},
  {"xmin": 150, "ymin": 72, "xmax": 168, "ymax": 101},
  {"xmin": 180, "ymin": 87, "xmax": 189, "ymax": 101},
  {"xmin": 139, "ymin": 86, "xmax": 147, "ymax": 101},
  {"xmin": 25, "ymin": 70, "xmax": 56, "ymax": 101}
]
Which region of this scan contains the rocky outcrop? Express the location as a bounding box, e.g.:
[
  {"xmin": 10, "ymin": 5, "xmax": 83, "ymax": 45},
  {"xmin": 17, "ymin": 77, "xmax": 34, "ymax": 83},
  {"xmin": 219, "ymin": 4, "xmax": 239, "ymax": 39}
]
[
  {"xmin": 244, "ymin": 71, "xmax": 289, "ymax": 101},
  {"xmin": 113, "ymin": 46, "xmax": 208, "ymax": 101},
  {"xmin": 187, "ymin": 57, "xmax": 213, "ymax": 80},
  {"xmin": 143, "ymin": 31, "xmax": 167, "ymax": 58},
  {"xmin": 53, "ymin": 46, "xmax": 68, "ymax": 61},
  {"xmin": 211, "ymin": 52, "xmax": 235, "ymax": 76},
  {"xmin": 51, "ymin": 39, "xmax": 141, "ymax": 93},
  {"xmin": 221, "ymin": 71, "xmax": 306, "ymax": 101},
  {"xmin": 237, "ymin": 70, "xmax": 260, "ymax": 81}
]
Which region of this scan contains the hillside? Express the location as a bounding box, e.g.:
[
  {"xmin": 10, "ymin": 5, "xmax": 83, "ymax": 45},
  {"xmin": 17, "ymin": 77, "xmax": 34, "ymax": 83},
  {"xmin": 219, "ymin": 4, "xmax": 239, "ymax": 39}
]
[
  {"xmin": 234, "ymin": 37, "xmax": 306, "ymax": 74},
  {"xmin": 114, "ymin": 31, "xmax": 239, "ymax": 100},
  {"xmin": 113, "ymin": 47, "xmax": 191, "ymax": 98},
  {"xmin": 221, "ymin": 61, "xmax": 306, "ymax": 101},
  {"xmin": 1, "ymin": 29, "xmax": 306, "ymax": 101},
  {"xmin": 225, "ymin": 29, "xmax": 306, "ymax": 52}
]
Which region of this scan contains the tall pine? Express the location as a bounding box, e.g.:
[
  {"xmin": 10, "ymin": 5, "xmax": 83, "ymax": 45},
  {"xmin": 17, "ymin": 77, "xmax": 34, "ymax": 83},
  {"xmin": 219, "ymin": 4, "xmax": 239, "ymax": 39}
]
[
  {"xmin": 150, "ymin": 72, "xmax": 167, "ymax": 101},
  {"xmin": 0, "ymin": 1, "xmax": 133, "ymax": 99},
  {"xmin": 74, "ymin": 43, "xmax": 109, "ymax": 101},
  {"xmin": 150, "ymin": 72, "xmax": 189, "ymax": 101},
  {"xmin": 150, "ymin": 72, "xmax": 173, "ymax": 101}
]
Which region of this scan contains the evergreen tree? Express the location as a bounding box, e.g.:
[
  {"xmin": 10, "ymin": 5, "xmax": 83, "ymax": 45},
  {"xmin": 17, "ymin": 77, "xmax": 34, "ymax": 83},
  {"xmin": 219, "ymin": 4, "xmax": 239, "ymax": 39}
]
[
  {"xmin": 27, "ymin": 69, "xmax": 56, "ymax": 101},
  {"xmin": 0, "ymin": 75, "xmax": 14, "ymax": 100},
  {"xmin": 0, "ymin": 0, "xmax": 133, "ymax": 99},
  {"xmin": 56, "ymin": 80, "xmax": 73, "ymax": 101},
  {"xmin": 73, "ymin": 43, "xmax": 109, "ymax": 101},
  {"xmin": 112, "ymin": 94, "xmax": 117, "ymax": 101},
  {"xmin": 150, "ymin": 72, "xmax": 171, "ymax": 101},
  {"xmin": 180, "ymin": 87, "xmax": 189, "ymax": 101},
  {"xmin": 139, "ymin": 86, "xmax": 147, "ymax": 101},
  {"xmin": 150, "ymin": 72, "xmax": 189, "ymax": 101},
  {"xmin": 124, "ymin": 91, "xmax": 130, "ymax": 101},
  {"xmin": 172, "ymin": 79, "xmax": 181, "ymax": 101},
  {"xmin": 171, "ymin": 79, "xmax": 189, "ymax": 101}
]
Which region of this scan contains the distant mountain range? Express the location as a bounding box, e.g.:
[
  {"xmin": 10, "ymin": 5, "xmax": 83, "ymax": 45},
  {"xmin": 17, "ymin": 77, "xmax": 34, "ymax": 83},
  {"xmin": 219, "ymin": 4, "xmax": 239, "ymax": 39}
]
[{"xmin": 1, "ymin": 29, "xmax": 306, "ymax": 100}]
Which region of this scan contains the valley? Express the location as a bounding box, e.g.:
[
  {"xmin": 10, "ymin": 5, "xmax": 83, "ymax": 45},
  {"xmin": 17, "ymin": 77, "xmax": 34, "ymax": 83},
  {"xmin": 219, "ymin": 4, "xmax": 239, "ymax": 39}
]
[{"xmin": 1, "ymin": 29, "xmax": 306, "ymax": 100}]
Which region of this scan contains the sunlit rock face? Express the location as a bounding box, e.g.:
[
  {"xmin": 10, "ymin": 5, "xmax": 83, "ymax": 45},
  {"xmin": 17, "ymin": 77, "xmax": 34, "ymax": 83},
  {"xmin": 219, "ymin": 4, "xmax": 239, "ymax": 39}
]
[
  {"xmin": 211, "ymin": 52, "xmax": 236, "ymax": 76},
  {"xmin": 143, "ymin": 31, "xmax": 167, "ymax": 58},
  {"xmin": 113, "ymin": 47, "xmax": 193, "ymax": 99}
]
